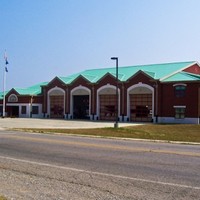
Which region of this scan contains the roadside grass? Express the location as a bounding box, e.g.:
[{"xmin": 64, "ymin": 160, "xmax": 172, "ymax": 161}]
[
  {"xmin": 18, "ymin": 124, "xmax": 200, "ymax": 143},
  {"xmin": 0, "ymin": 196, "xmax": 7, "ymax": 200}
]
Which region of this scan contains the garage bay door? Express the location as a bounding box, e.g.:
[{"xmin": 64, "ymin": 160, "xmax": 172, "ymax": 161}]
[
  {"xmin": 99, "ymin": 94, "xmax": 116, "ymax": 121},
  {"xmin": 130, "ymin": 94, "xmax": 152, "ymax": 122}
]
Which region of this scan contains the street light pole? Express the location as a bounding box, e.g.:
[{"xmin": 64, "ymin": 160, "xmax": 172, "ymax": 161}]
[{"xmin": 111, "ymin": 57, "xmax": 119, "ymax": 128}]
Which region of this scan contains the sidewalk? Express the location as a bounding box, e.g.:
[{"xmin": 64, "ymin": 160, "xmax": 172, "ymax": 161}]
[{"xmin": 0, "ymin": 118, "xmax": 141, "ymax": 129}]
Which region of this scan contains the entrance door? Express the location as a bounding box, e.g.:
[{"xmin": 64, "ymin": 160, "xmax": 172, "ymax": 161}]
[
  {"xmin": 130, "ymin": 94, "xmax": 152, "ymax": 122},
  {"xmin": 7, "ymin": 106, "xmax": 19, "ymax": 117},
  {"xmin": 73, "ymin": 95, "xmax": 89, "ymax": 119}
]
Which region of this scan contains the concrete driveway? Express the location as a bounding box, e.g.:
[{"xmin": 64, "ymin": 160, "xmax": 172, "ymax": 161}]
[{"xmin": 0, "ymin": 118, "xmax": 141, "ymax": 129}]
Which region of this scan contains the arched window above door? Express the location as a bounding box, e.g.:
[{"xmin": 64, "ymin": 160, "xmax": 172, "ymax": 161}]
[{"xmin": 8, "ymin": 94, "xmax": 18, "ymax": 102}]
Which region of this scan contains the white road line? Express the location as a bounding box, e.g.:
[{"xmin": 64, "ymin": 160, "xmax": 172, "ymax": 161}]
[{"xmin": 0, "ymin": 155, "xmax": 199, "ymax": 190}]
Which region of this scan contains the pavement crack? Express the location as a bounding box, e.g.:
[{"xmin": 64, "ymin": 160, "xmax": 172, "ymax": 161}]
[{"xmin": 0, "ymin": 164, "xmax": 117, "ymax": 196}]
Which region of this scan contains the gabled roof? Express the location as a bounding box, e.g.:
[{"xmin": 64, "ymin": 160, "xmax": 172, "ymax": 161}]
[
  {"xmin": 58, "ymin": 61, "xmax": 197, "ymax": 83},
  {"xmin": 58, "ymin": 73, "xmax": 80, "ymax": 84},
  {"xmin": 1, "ymin": 61, "xmax": 199, "ymax": 99},
  {"xmin": 0, "ymin": 82, "xmax": 48, "ymax": 100}
]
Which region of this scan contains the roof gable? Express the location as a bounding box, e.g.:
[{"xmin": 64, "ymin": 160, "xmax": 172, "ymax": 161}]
[
  {"xmin": 183, "ymin": 63, "xmax": 200, "ymax": 75},
  {"xmin": 96, "ymin": 72, "xmax": 117, "ymax": 84},
  {"xmin": 127, "ymin": 70, "xmax": 156, "ymax": 82},
  {"xmin": 162, "ymin": 71, "xmax": 200, "ymax": 82},
  {"xmin": 3, "ymin": 89, "xmax": 18, "ymax": 98},
  {"xmin": 67, "ymin": 74, "xmax": 91, "ymax": 85},
  {"xmin": 58, "ymin": 73, "xmax": 80, "ymax": 84},
  {"xmin": 159, "ymin": 61, "xmax": 197, "ymax": 81},
  {"xmin": 47, "ymin": 76, "xmax": 66, "ymax": 87}
]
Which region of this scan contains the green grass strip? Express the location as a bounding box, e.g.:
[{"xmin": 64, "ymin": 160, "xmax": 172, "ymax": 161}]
[{"xmin": 17, "ymin": 124, "xmax": 200, "ymax": 143}]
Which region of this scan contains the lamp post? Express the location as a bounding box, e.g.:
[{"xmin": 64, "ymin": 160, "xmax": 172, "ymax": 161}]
[{"xmin": 111, "ymin": 57, "xmax": 119, "ymax": 128}]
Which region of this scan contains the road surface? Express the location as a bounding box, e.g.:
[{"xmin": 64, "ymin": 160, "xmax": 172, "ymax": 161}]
[{"xmin": 0, "ymin": 130, "xmax": 199, "ymax": 199}]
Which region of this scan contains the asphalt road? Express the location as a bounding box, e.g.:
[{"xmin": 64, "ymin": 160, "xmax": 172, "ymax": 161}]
[{"xmin": 0, "ymin": 130, "xmax": 200, "ymax": 199}]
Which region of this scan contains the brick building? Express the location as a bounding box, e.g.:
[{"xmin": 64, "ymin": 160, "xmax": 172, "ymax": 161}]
[{"xmin": 1, "ymin": 61, "xmax": 200, "ymax": 124}]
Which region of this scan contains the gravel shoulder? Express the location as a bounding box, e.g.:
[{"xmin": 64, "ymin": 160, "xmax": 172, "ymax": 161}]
[
  {"xmin": 0, "ymin": 157, "xmax": 137, "ymax": 200},
  {"xmin": 0, "ymin": 156, "xmax": 199, "ymax": 200}
]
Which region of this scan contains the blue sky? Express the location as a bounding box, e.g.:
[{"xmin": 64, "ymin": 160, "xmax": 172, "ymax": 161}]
[{"xmin": 1, "ymin": 0, "xmax": 200, "ymax": 90}]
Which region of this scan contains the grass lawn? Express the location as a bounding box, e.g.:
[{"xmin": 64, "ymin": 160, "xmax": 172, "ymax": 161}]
[
  {"xmin": 0, "ymin": 196, "xmax": 7, "ymax": 200},
  {"xmin": 19, "ymin": 124, "xmax": 200, "ymax": 143}
]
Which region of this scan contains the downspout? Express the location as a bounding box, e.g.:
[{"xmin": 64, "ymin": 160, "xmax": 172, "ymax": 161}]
[
  {"xmin": 30, "ymin": 96, "xmax": 33, "ymax": 118},
  {"xmin": 198, "ymin": 86, "xmax": 200, "ymax": 124},
  {"xmin": 154, "ymin": 80, "xmax": 159, "ymax": 123},
  {"xmin": 43, "ymin": 87, "xmax": 46, "ymax": 118},
  {"xmin": 92, "ymin": 85, "xmax": 95, "ymax": 120},
  {"xmin": 121, "ymin": 83, "xmax": 124, "ymax": 121},
  {"xmin": 66, "ymin": 87, "xmax": 69, "ymax": 119}
]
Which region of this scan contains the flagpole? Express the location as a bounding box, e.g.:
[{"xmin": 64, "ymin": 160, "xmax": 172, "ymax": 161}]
[
  {"xmin": 3, "ymin": 51, "xmax": 8, "ymax": 118},
  {"xmin": 2, "ymin": 66, "xmax": 6, "ymax": 118}
]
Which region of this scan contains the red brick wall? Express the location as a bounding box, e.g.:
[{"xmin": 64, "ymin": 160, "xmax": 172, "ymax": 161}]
[
  {"xmin": 43, "ymin": 77, "xmax": 67, "ymax": 113},
  {"xmin": 160, "ymin": 82, "xmax": 199, "ymax": 117},
  {"xmin": 183, "ymin": 64, "xmax": 200, "ymax": 74}
]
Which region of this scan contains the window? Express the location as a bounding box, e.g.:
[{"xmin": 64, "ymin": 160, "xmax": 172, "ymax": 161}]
[
  {"xmin": 32, "ymin": 106, "xmax": 39, "ymax": 114},
  {"xmin": 8, "ymin": 94, "xmax": 18, "ymax": 102},
  {"xmin": 174, "ymin": 85, "xmax": 186, "ymax": 97},
  {"xmin": 175, "ymin": 107, "xmax": 185, "ymax": 119},
  {"xmin": 21, "ymin": 106, "xmax": 26, "ymax": 114}
]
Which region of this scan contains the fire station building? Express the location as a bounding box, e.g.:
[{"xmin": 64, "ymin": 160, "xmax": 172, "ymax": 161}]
[{"xmin": 1, "ymin": 61, "xmax": 200, "ymax": 124}]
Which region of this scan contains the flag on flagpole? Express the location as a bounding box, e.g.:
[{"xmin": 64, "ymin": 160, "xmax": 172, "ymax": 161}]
[
  {"xmin": 4, "ymin": 51, "xmax": 9, "ymax": 72},
  {"xmin": 5, "ymin": 66, "xmax": 8, "ymax": 72}
]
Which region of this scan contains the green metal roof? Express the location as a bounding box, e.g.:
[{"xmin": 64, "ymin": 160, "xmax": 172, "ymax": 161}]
[
  {"xmin": 0, "ymin": 82, "xmax": 48, "ymax": 99},
  {"xmin": 162, "ymin": 71, "xmax": 200, "ymax": 82},
  {"xmin": 14, "ymin": 82, "xmax": 48, "ymax": 95},
  {"xmin": 58, "ymin": 61, "xmax": 197, "ymax": 83},
  {"xmin": 1, "ymin": 61, "xmax": 199, "ymax": 98},
  {"xmin": 0, "ymin": 91, "xmax": 8, "ymax": 100},
  {"xmin": 122, "ymin": 61, "xmax": 197, "ymax": 80}
]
